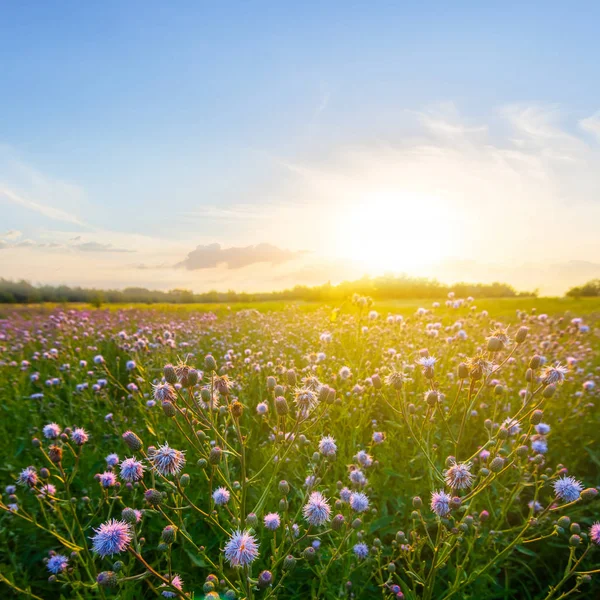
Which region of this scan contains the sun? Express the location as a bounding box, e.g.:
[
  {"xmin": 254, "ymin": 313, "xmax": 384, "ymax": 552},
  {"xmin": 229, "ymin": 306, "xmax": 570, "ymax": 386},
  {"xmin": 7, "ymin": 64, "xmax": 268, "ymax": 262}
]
[{"xmin": 332, "ymin": 189, "xmax": 454, "ymax": 274}]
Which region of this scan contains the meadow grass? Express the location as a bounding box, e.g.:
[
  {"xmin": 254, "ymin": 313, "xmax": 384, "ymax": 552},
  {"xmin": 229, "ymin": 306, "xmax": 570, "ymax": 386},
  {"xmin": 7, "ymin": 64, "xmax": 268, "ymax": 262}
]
[{"xmin": 1, "ymin": 295, "xmax": 599, "ymax": 599}]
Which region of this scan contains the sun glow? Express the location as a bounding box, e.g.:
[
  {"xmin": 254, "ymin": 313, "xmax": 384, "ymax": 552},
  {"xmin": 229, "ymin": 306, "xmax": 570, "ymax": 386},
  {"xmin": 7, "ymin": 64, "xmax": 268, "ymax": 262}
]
[{"xmin": 332, "ymin": 189, "xmax": 455, "ymax": 273}]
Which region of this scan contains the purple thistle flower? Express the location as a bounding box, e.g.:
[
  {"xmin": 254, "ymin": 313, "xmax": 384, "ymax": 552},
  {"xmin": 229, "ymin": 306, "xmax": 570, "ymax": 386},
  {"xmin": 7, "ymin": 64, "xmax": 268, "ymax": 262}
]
[
  {"xmin": 18, "ymin": 466, "xmax": 38, "ymax": 488},
  {"xmin": 160, "ymin": 574, "xmax": 184, "ymax": 598},
  {"xmin": 212, "ymin": 487, "xmax": 231, "ymax": 506},
  {"xmin": 535, "ymin": 423, "xmax": 551, "ymax": 435},
  {"xmin": 153, "ymin": 382, "xmax": 176, "ymax": 403},
  {"xmin": 42, "ymin": 423, "xmax": 61, "ymax": 440},
  {"xmin": 224, "ymin": 529, "xmax": 259, "ymax": 567},
  {"xmin": 318, "ymin": 435, "xmax": 337, "ymax": 457},
  {"xmin": 445, "ymin": 462, "xmax": 474, "ymax": 490},
  {"xmin": 71, "ymin": 427, "xmax": 89, "ymax": 445},
  {"xmin": 119, "ymin": 458, "xmax": 145, "ymax": 482},
  {"xmin": 47, "ymin": 554, "xmax": 68, "ymax": 574},
  {"xmin": 303, "ymin": 491, "xmax": 331, "ymax": 526},
  {"xmin": 149, "ymin": 442, "xmax": 186, "ymax": 477},
  {"xmin": 349, "ymin": 492, "xmax": 370, "ymax": 513},
  {"xmin": 353, "ymin": 542, "xmax": 369, "ymax": 559},
  {"xmin": 99, "ymin": 471, "xmax": 117, "ymax": 488},
  {"xmin": 294, "ymin": 387, "xmax": 319, "ymax": 417},
  {"xmin": 590, "ymin": 522, "xmax": 600, "ymax": 545},
  {"xmin": 91, "ymin": 519, "xmax": 132, "ymax": 557},
  {"xmin": 349, "ymin": 469, "xmax": 367, "ymax": 487},
  {"xmin": 553, "ymin": 476, "xmax": 583, "ymax": 502},
  {"xmin": 430, "ymin": 490, "xmax": 452, "ymax": 516},
  {"xmin": 541, "ymin": 363, "xmax": 568, "ymax": 386},
  {"xmin": 340, "ymin": 487, "xmax": 352, "ymax": 503},
  {"xmin": 40, "ymin": 483, "xmax": 57, "ymax": 497},
  {"xmin": 355, "ymin": 450, "xmax": 373, "ymax": 468},
  {"xmin": 105, "ymin": 453, "xmax": 120, "ymax": 467},
  {"xmin": 263, "ymin": 512, "xmax": 281, "ymax": 530}
]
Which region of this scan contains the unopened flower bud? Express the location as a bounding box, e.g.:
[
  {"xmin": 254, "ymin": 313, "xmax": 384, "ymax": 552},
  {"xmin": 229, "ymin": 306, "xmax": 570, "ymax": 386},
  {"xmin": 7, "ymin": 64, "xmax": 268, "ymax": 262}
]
[
  {"xmin": 275, "ymin": 396, "xmax": 289, "ymax": 416},
  {"xmin": 209, "ymin": 446, "xmax": 223, "ymax": 465},
  {"xmin": 303, "ymin": 546, "xmax": 316, "ymax": 561},
  {"xmin": 516, "ymin": 326, "xmax": 528, "ymax": 344},
  {"xmin": 490, "ymin": 457, "xmax": 505, "ymax": 473},
  {"xmin": 581, "ymin": 487, "xmax": 598, "ymax": 501},
  {"xmin": 530, "ymin": 410, "xmax": 543, "ymax": 425},
  {"xmin": 283, "ymin": 555, "xmax": 296, "ymax": 570},
  {"xmin": 204, "ymin": 355, "xmax": 217, "ymax": 372},
  {"xmin": 161, "ymin": 525, "xmax": 177, "ymax": 544},
  {"xmin": 487, "ymin": 337, "xmax": 503, "ymax": 352},
  {"xmin": 162, "ymin": 400, "xmax": 177, "ymax": 417},
  {"xmin": 144, "ymin": 488, "xmax": 162, "ymax": 506},
  {"xmin": 122, "ymin": 508, "xmax": 138, "ymax": 524},
  {"xmin": 122, "ymin": 431, "xmax": 143, "ymax": 452},
  {"xmin": 163, "ymin": 364, "xmax": 178, "ymax": 384},
  {"xmin": 97, "ymin": 571, "xmax": 118, "ymax": 588},
  {"xmin": 332, "ymin": 514, "xmax": 345, "ymax": 531},
  {"xmin": 286, "ymin": 369, "xmax": 297, "ymax": 387}
]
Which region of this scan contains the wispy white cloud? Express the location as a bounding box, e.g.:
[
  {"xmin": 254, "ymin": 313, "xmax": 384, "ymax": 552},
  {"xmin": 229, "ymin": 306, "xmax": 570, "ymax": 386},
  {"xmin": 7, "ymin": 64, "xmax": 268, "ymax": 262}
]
[
  {"xmin": 0, "ymin": 187, "xmax": 89, "ymax": 227},
  {"xmin": 580, "ymin": 111, "xmax": 600, "ymax": 140}
]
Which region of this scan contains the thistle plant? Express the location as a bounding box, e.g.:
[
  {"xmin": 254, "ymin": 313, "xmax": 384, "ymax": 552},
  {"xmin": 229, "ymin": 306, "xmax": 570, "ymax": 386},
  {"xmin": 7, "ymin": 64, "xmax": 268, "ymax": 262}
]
[{"xmin": 0, "ymin": 300, "xmax": 599, "ymax": 599}]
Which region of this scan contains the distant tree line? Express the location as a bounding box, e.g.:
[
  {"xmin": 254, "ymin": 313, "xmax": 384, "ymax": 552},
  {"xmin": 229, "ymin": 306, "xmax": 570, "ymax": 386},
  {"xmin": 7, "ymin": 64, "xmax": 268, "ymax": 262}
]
[
  {"xmin": 566, "ymin": 279, "xmax": 600, "ymax": 298},
  {"xmin": 0, "ymin": 276, "xmax": 535, "ymax": 306}
]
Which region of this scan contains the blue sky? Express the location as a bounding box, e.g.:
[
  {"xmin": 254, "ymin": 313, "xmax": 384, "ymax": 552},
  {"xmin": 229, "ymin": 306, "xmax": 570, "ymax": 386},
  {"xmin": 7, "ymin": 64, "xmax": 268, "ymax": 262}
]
[{"xmin": 2, "ymin": 2, "xmax": 600, "ymax": 294}]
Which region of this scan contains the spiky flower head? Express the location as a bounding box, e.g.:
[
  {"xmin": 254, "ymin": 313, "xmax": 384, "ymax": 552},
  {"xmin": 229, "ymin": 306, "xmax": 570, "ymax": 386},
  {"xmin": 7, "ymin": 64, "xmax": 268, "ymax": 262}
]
[
  {"xmin": 153, "ymin": 382, "xmax": 176, "ymax": 403},
  {"xmin": 553, "ymin": 475, "xmax": 583, "ymax": 503},
  {"xmin": 119, "ymin": 458, "xmax": 145, "ymax": 482},
  {"xmin": 430, "ymin": 490, "xmax": 452, "ymax": 516},
  {"xmin": 353, "ymin": 542, "xmax": 369, "ymax": 559},
  {"xmin": 212, "ymin": 487, "xmax": 231, "ymax": 506},
  {"xmin": 444, "ymin": 462, "xmax": 474, "ymax": 490},
  {"xmin": 105, "ymin": 453, "xmax": 119, "ymax": 467},
  {"xmin": 160, "ymin": 574, "xmax": 184, "ymax": 598},
  {"xmin": 18, "ymin": 466, "xmax": 38, "ymax": 487},
  {"xmin": 349, "ymin": 492, "xmax": 370, "ymax": 513},
  {"xmin": 43, "ymin": 423, "xmax": 61, "ymax": 439},
  {"xmin": 385, "ymin": 371, "xmax": 405, "ymax": 390},
  {"xmin": 589, "ymin": 522, "xmax": 600, "ymax": 545},
  {"xmin": 71, "ymin": 427, "xmax": 89, "ymax": 445},
  {"xmin": 294, "ymin": 387, "xmax": 319, "ymax": 418},
  {"xmin": 302, "ymin": 491, "xmax": 331, "ymax": 526},
  {"xmin": 149, "ymin": 442, "xmax": 186, "ymax": 477},
  {"xmin": 541, "ymin": 363, "xmax": 568, "ymax": 386},
  {"xmin": 223, "ymin": 529, "xmax": 260, "ymax": 567},
  {"xmin": 465, "ymin": 354, "xmax": 493, "ymax": 380},
  {"xmin": 263, "ymin": 512, "xmax": 281, "ymax": 530},
  {"xmin": 91, "ymin": 519, "xmax": 132, "ymax": 557},
  {"xmin": 318, "ymin": 435, "xmax": 337, "ymax": 457},
  {"xmin": 99, "ymin": 471, "xmax": 117, "ymax": 488},
  {"xmin": 47, "ymin": 554, "xmax": 68, "ymax": 574}
]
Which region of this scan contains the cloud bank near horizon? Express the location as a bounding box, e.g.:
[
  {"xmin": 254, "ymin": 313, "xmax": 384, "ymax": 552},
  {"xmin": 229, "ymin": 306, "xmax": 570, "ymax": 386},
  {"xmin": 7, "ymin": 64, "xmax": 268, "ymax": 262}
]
[{"xmin": 2, "ymin": 102, "xmax": 600, "ymax": 295}]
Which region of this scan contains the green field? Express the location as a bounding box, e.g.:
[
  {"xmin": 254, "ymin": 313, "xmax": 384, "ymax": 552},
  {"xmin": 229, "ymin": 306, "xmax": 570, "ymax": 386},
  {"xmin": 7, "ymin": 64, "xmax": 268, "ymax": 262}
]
[{"xmin": 1, "ymin": 296, "xmax": 599, "ymax": 599}]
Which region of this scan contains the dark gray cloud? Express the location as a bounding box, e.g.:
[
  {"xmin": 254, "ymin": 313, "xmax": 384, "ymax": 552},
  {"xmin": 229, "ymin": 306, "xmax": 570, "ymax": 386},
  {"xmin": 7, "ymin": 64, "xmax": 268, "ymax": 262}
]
[{"xmin": 176, "ymin": 243, "xmax": 302, "ymax": 270}]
